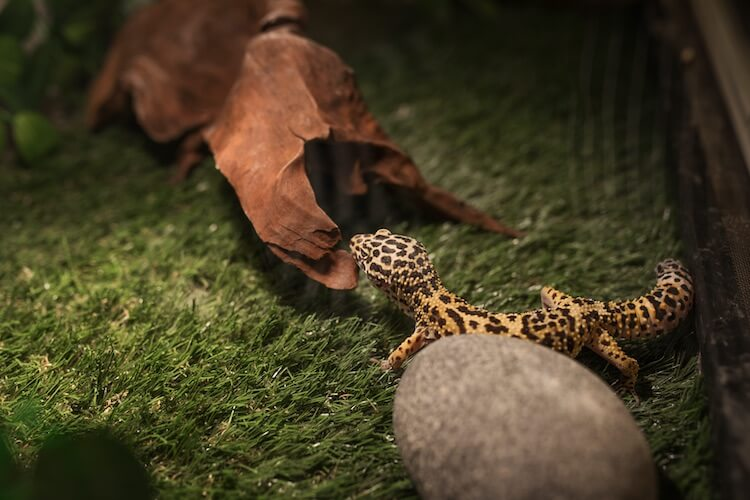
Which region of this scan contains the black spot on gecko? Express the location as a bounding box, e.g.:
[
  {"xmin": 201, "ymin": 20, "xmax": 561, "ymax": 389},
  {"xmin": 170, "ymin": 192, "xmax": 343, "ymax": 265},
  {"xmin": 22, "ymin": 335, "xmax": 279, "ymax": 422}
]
[
  {"xmin": 520, "ymin": 315, "xmax": 532, "ymax": 335},
  {"xmin": 566, "ymin": 337, "xmax": 576, "ymax": 352},
  {"xmin": 446, "ymin": 308, "xmax": 465, "ymax": 329},
  {"xmin": 486, "ymin": 323, "xmax": 509, "ymax": 334},
  {"xmin": 539, "ymin": 335, "xmax": 555, "ymax": 348},
  {"xmin": 639, "ymin": 305, "xmax": 650, "ymax": 318},
  {"xmin": 457, "ymin": 305, "xmax": 487, "ymax": 318},
  {"xmin": 646, "ymin": 295, "xmax": 666, "ymax": 320}
]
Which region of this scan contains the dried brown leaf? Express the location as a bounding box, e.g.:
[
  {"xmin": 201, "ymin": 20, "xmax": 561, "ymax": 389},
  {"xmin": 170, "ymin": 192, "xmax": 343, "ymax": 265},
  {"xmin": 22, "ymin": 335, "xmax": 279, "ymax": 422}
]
[
  {"xmin": 206, "ymin": 33, "xmax": 520, "ymax": 289},
  {"xmin": 87, "ymin": 1, "xmax": 520, "ymax": 289},
  {"xmin": 86, "ymin": 0, "xmax": 305, "ymax": 143}
]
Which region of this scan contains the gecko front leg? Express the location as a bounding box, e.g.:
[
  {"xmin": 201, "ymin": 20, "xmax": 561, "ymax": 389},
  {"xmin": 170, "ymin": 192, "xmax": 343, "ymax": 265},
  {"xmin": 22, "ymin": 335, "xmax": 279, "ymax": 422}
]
[{"xmin": 375, "ymin": 324, "xmax": 435, "ymax": 371}]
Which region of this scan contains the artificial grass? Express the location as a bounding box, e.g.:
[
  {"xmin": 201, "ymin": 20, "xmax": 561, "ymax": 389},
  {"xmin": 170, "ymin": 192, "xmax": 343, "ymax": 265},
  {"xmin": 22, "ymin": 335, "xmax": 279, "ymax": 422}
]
[{"xmin": 1, "ymin": 3, "xmax": 711, "ymax": 498}]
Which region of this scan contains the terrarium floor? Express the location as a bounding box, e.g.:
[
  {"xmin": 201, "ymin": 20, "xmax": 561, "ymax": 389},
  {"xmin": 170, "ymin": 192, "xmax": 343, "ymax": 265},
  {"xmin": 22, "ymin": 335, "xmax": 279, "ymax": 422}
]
[{"xmin": 0, "ymin": 2, "xmax": 711, "ymax": 498}]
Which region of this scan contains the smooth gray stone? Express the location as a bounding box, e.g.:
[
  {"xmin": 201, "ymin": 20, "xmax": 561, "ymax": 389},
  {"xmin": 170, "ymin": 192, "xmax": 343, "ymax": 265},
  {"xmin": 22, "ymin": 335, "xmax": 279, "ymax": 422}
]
[{"xmin": 393, "ymin": 335, "xmax": 657, "ymax": 500}]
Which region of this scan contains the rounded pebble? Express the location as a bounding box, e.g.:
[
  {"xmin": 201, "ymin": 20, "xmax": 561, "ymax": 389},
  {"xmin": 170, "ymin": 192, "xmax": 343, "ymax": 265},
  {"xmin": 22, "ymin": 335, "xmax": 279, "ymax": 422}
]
[{"xmin": 393, "ymin": 335, "xmax": 657, "ymax": 500}]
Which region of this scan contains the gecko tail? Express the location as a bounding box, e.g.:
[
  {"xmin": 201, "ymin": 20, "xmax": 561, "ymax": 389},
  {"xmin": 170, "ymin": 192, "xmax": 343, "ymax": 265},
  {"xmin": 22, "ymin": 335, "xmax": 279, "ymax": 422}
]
[
  {"xmin": 655, "ymin": 259, "xmax": 694, "ymax": 291},
  {"xmin": 608, "ymin": 259, "xmax": 694, "ymax": 340},
  {"xmin": 539, "ymin": 260, "xmax": 694, "ymax": 341}
]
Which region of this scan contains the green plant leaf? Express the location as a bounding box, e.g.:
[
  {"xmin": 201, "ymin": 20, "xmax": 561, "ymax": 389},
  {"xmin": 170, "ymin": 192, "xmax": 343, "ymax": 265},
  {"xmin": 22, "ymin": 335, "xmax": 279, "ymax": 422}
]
[
  {"xmin": 31, "ymin": 432, "xmax": 152, "ymax": 500},
  {"xmin": 12, "ymin": 111, "xmax": 60, "ymax": 164},
  {"xmin": 0, "ymin": 431, "xmax": 23, "ymax": 500},
  {"xmin": 0, "ymin": 0, "xmax": 35, "ymax": 40},
  {"xmin": 0, "ymin": 36, "xmax": 24, "ymax": 88},
  {"xmin": 62, "ymin": 18, "xmax": 97, "ymax": 48}
]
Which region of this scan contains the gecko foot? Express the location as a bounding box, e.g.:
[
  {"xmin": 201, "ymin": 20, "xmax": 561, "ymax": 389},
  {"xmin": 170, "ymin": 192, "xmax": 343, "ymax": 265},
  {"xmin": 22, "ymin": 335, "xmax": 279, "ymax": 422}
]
[
  {"xmin": 370, "ymin": 357, "xmax": 392, "ymax": 371},
  {"xmin": 613, "ymin": 380, "xmax": 641, "ymax": 406}
]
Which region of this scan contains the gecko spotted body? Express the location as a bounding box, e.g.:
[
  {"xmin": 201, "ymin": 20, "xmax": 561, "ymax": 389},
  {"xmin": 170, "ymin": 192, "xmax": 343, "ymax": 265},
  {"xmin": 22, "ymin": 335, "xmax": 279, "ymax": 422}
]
[{"xmin": 350, "ymin": 229, "xmax": 694, "ymax": 394}]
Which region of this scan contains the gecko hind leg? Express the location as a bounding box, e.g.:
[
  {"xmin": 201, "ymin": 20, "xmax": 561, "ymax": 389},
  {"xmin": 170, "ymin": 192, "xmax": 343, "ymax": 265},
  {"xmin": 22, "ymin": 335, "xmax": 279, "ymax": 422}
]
[
  {"xmin": 540, "ymin": 286, "xmax": 572, "ymax": 309},
  {"xmin": 586, "ymin": 327, "xmax": 641, "ymax": 403}
]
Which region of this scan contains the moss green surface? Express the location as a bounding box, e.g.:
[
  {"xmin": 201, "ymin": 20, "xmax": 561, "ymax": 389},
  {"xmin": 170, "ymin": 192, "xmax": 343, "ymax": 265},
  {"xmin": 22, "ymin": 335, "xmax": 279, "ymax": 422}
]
[{"xmin": 0, "ymin": 3, "xmax": 711, "ymax": 498}]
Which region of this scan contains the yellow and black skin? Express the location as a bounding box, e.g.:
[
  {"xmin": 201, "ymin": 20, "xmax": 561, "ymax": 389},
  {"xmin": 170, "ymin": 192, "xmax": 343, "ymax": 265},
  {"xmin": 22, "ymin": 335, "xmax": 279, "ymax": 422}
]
[{"xmin": 350, "ymin": 229, "xmax": 694, "ymax": 395}]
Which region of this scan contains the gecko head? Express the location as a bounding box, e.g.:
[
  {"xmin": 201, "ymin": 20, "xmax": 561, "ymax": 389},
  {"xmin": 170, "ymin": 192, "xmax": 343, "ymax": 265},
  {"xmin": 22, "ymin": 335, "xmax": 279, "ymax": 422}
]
[{"xmin": 350, "ymin": 228, "xmax": 441, "ymax": 312}]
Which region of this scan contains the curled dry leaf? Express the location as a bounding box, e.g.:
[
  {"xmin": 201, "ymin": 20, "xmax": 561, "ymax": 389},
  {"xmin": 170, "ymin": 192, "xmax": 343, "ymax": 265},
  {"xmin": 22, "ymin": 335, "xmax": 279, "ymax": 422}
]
[
  {"xmin": 86, "ymin": 0, "xmax": 305, "ymax": 149},
  {"xmin": 206, "ymin": 32, "xmax": 521, "ymax": 289},
  {"xmin": 87, "ymin": 0, "xmax": 520, "ymax": 289}
]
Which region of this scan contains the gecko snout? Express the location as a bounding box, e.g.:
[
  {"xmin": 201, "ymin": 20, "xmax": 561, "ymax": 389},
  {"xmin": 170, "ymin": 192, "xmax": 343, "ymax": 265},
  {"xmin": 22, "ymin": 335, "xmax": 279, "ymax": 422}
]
[
  {"xmin": 350, "ymin": 233, "xmax": 365, "ymax": 246},
  {"xmin": 349, "ymin": 233, "xmax": 371, "ymax": 263},
  {"xmin": 349, "ymin": 233, "xmax": 367, "ymax": 252}
]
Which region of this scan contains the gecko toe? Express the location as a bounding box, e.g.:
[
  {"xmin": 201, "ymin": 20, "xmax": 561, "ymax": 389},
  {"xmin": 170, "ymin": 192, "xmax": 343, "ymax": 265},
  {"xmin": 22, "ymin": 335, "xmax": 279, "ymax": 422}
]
[{"xmin": 370, "ymin": 357, "xmax": 392, "ymax": 371}]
